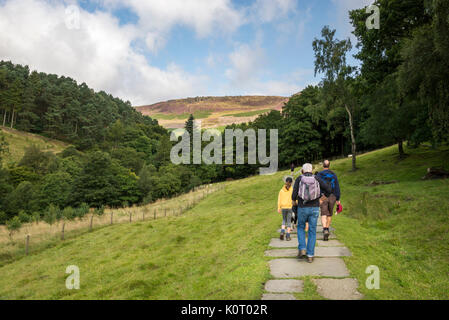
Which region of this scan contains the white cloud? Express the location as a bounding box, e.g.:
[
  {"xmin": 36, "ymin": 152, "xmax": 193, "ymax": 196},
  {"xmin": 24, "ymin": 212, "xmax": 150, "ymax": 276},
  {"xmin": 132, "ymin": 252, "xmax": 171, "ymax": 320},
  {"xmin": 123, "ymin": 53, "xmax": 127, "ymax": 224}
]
[
  {"xmin": 224, "ymin": 40, "xmax": 313, "ymax": 97},
  {"xmin": 250, "ymin": 0, "xmax": 297, "ymax": 23},
  {"xmin": 99, "ymin": 0, "xmax": 244, "ymax": 50},
  {"xmin": 0, "ymin": 0, "xmax": 314, "ymax": 105},
  {"xmin": 225, "ymin": 42, "xmax": 266, "ymax": 86},
  {"xmin": 0, "ymin": 0, "xmax": 207, "ymax": 105}
]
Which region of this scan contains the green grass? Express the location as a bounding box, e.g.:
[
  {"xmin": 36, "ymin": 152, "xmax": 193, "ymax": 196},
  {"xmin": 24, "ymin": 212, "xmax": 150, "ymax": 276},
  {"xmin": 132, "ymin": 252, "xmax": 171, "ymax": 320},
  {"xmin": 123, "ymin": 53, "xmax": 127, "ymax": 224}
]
[
  {"xmin": 330, "ymin": 144, "xmax": 449, "ymax": 299},
  {"xmin": 152, "ymin": 110, "xmax": 212, "ymax": 121},
  {"xmin": 0, "ymin": 143, "xmax": 448, "ymax": 299},
  {"xmin": 0, "ymin": 127, "xmax": 69, "ymax": 164},
  {"xmin": 223, "ymin": 109, "xmax": 271, "ymax": 117},
  {"xmin": 0, "ymin": 174, "xmax": 285, "ymax": 300}
]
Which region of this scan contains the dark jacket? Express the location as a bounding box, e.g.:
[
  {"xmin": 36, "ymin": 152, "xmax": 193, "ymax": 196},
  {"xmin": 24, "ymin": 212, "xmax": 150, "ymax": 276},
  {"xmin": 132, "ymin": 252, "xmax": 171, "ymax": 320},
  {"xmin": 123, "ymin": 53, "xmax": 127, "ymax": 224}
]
[
  {"xmin": 292, "ymin": 173, "xmax": 331, "ymax": 208},
  {"xmin": 316, "ymin": 169, "xmax": 341, "ymax": 201}
]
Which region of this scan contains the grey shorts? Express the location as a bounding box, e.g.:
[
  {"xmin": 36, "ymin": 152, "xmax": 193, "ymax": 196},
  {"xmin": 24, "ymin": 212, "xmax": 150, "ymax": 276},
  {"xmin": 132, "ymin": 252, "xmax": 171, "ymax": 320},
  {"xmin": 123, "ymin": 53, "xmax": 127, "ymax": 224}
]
[{"xmin": 282, "ymin": 209, "xmax": 292, "ymax": 228}]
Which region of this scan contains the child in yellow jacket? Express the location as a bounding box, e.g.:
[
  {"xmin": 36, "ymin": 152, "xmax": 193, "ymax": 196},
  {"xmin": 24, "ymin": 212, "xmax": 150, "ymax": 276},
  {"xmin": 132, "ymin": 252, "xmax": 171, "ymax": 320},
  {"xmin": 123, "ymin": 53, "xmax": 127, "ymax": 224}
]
[{"xmin": 278, "ymin": 177, "xmax": 293, "ymax": 241}]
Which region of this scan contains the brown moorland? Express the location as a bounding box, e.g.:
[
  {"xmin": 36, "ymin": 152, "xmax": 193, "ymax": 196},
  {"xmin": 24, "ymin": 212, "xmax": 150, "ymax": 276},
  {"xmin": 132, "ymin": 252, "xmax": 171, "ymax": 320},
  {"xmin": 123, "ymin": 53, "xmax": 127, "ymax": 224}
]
[{"xmin": 135, "ymin": 96, "xmax": 289, "ymax": 129}]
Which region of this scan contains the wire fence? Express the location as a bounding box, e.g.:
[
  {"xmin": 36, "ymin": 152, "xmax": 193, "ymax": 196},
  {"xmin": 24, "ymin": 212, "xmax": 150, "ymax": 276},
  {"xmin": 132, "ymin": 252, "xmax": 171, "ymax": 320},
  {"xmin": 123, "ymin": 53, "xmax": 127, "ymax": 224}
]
[{"xmin": 0, "ymin": 183, "xmax": 226, "ymax": 263}]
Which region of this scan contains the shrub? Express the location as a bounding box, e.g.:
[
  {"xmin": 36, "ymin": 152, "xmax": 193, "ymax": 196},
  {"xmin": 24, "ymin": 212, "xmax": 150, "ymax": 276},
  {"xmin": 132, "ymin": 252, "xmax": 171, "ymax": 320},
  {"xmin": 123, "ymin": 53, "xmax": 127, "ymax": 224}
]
[
  {"xmin": 62, "ymin": 207, "xmax": 76, "ymax": 221},
  {"xmin": 0, "ymin": 211, "xmax": 7, "ymax": 224},
  {"xmin": 18, "ymin": 210, "xmax": 32, "ymax": 223},
  {"xmin": 43, "ymin": 204, "xmax": 59, "ymax": 225},
  {"xmin": 6, "ymin": 216, "xmax": 22, "ymax": 238},
  {"xmin": 75, "ymin": 203, "xmax": 90, "ymax": 219},
  {"xmin": 32, "ymin": 211, "xmax": 41, "ymax": 223}
]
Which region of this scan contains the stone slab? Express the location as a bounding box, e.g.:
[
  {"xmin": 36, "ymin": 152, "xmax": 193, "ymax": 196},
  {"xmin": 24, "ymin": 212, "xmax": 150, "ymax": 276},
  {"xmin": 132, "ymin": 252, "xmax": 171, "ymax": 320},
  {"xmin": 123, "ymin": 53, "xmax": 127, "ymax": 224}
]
[
  {"xmin": 269, "ymin": 238, "xmax": 298, "ymax": 248},
  {"xmin": 316, "ymin": 240, "xmax": 344, "ymax": 247},
  {"xmin": 261, "ymin": 293, "xmax": 297, "ymax": 300},
  {"xmin": 269, "ymin": 237, "xmax": 341, "ymax": 248},
  {"xmin": 313, "ymin": 278, "xmax": 364, "ymax": 300},
  {"xmin": 269, "ymin": 258, "xmax": 350, "ymax": 278},
  {"xmin": 265, "ymin": 247, "xmax": 351, "ymax": 258},
  {"xmin": 265, "ymin": 280, "xmax": 304, "ymax": 293}
]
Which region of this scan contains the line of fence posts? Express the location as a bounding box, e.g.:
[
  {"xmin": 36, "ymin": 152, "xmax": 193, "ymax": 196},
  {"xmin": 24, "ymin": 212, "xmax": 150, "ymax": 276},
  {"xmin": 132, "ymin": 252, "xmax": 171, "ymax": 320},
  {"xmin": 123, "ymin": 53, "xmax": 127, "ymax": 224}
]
[{"xmin": 21, "ymin": 183, "xmax": 225, "ymax": 257}]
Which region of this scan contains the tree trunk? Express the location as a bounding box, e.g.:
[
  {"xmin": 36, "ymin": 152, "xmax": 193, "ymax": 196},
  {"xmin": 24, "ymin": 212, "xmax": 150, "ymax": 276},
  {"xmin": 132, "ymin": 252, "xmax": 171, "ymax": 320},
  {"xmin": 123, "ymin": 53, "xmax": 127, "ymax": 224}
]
[
  {"xmin": 398, "ymin": 140, "xmax": 405, "ymax": 157},
  {"xmin": 345, "ymin": 105, "xmax": 357, "ymax": 171},
  {"xmin": 10, "ymin": 109, "xmax": 14, "ymax": 129},
  {"xmin": 3, "ymin": 110, "xmax": 7, "ymax": 127}
]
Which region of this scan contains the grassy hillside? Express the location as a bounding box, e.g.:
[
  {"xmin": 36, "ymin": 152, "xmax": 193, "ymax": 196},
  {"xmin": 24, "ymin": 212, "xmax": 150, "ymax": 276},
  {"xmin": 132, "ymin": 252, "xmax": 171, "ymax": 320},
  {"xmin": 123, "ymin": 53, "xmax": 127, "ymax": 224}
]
[
  {"xmin": 0, "ymin": 143, "xmax": 448, "ymax": 299},
  {"xmin": 135, "ymin": 96, "xmax": 288, "ymax": 129},
  {"xmin": 0, "ymin": 127, "xmax": 69, "ymax": 164}
]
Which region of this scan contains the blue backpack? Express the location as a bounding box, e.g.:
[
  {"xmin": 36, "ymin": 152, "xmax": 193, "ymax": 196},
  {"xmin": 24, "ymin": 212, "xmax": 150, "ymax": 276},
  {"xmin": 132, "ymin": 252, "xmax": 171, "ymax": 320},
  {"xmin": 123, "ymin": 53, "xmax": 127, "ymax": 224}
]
[{"xmin": 319, "ymin": 171, "xmax": 336, "ymax": 193}]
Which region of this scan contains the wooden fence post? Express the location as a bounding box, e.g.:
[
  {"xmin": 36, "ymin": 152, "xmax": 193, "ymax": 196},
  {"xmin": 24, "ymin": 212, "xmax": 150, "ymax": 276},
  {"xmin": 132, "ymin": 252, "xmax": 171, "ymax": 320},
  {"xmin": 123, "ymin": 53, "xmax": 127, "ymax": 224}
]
[
  {"xmin": 25, "ymin": 235, "xmax": 30, "ymax": 256},
  {"xmin": 154, "ymin": 210, "xmax": 156, "ymax": 220},
  {"xmin": 90, "ymin": 214, "xmax": 94, "ymax": 231},
  {"xmin": 61, "ymin": 221, "xmax": 65, "ymax": 240},
  {"xmin": 129, "ymin": 212, "xmax": 132, "ymax": 223},
  {"xmin": 142, "ymin": 211, "xmax": 145, "ymax": 221},
  {"xmin": 110, "ymin": 212, "xmax": 113, "ymax": 225}
]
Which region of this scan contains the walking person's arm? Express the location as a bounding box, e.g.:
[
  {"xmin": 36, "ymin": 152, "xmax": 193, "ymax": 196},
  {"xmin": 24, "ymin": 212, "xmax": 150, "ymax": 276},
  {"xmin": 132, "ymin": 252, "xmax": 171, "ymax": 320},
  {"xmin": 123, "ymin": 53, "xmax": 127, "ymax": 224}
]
[
  {"xmin": 334, "ymin": 175, "xmax": 341, "ymax": 203},
  {"xmin": 278, "ymin": 191, "xmax": 282, "ymax": 214},
  {"xmin": 292, "ymin": 177, "xmax": 300, "ymax": 207}
]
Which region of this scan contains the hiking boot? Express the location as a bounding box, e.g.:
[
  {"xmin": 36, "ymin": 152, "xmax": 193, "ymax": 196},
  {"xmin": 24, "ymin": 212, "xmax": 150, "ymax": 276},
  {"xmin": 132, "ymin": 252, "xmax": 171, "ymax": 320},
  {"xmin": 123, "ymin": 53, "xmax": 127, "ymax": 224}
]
[
  {"xmin": 286, "ymin": 234, "xmax": 291, "ymax": 241},
  {"xmin": 297, "ymin": 250, "xmax": 306, "ymax": 259},
  {"xmin": 307, "ymin": 257, "xmax": 314, "ymax": 263},
  {"xmin": 280, "ymin": 233, "xmax": 284, "ymax": 241},
  {"xmin": 323, "ymin": 229, "xmax": 330, "ymax": 241}
]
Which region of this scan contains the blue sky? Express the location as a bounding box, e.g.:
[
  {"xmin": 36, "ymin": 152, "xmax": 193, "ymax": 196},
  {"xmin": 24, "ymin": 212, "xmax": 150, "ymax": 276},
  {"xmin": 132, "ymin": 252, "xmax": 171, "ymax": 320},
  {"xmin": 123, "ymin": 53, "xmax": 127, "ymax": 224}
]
[{"xmin": 0, "ymin": 0, "xmax": 372, "ymax": 105}]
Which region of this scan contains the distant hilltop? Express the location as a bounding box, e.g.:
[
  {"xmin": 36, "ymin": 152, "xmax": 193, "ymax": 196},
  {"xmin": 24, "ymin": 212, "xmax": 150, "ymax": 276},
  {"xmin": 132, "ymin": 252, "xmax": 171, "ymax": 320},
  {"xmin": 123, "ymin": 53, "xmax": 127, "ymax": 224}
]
[{"xmin": 135, "ymin": 96, "xmax": 289, "ymax": 129}]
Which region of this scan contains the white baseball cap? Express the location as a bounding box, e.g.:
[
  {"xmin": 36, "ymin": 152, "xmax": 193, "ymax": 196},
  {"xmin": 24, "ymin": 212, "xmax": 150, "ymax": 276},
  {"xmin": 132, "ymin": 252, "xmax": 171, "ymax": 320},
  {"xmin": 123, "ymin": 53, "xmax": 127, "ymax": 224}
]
[{"xmin": 302, "ymin": 163, "xmax": 313, "ymax": 173}]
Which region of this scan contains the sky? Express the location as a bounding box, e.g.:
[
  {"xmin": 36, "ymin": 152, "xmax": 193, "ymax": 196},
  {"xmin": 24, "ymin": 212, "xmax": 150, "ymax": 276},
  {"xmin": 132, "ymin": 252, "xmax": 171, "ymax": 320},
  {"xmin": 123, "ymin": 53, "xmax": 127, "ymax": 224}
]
[{"xmin": 0, "ymin": 0, "xmax": 373, "ymax": 106}]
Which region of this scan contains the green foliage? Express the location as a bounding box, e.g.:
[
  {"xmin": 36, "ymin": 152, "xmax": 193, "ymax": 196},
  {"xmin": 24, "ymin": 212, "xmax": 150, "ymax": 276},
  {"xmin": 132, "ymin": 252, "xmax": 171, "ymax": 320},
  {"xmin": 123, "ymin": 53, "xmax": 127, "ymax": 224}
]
[
  {"xmin": 75, "ymin": 203, "xmax": 90, "ymax": 219},
  {"xmin": 360, "ymin": 74, "xmax": 430, "ymax": 153},
  {"xmin": 7, "ymin": 166, "xmax": 40, "ymax": 186},
  {"xmin": 94, "ymin": 206, "xmax": 105, "ymax": 216},
  {"xmin": 43, "ymin": 204, "xmax": 59, "ymax": 226},
  {"xmin": 6, "ymin": 216, "xmax": 22, "ymax": 238},
  {"xmin": 110, "ymin": 147, "xmax": 145, "ymax": 174},
  {"xmin": 62, "ymin": 207, "xmax": 76, "ymax": 221},
  {"xmin": 31, "ymin": 212, "xmax": 41, "ymax": 224},
  {"xmin": 40, "ymin": 171, "xmax": 73, "ymax": 209},
  {"xmin": 5, "ymin": 181, "xmax": 38, "ymax": 215},
  {"xmin": 18, "ymin": 210, "xmax": 31, "ymax": 223},
  {"xmin": 0, "ymin": 132, "xmax": 8, "ymax": 163},
  {"xmin": 398, "ymin": 2, "xmax": 449, "ymax": 143},
  {"xmin": 19, "ymin": 145, "xmax": 59, "ymax": 175},
  {"xmin": 350, "ymin": 0, "xmax": 431, "ymax": 84},
  {"xmin": 313, "ymin": 26, "xmax": 359, "ymax": 170},
  {"xmin": 71, "ymin": 151, "xmax": 140, "ymax": 208},
  {"xmin": 0, "ymin": 211, "xmax": 7, "ymax": 224}
]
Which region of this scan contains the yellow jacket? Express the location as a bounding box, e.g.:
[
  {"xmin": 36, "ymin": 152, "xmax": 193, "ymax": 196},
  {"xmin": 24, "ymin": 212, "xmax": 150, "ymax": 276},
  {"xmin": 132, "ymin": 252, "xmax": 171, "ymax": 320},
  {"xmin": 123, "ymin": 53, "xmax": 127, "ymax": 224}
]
[{"xmin": 278, "ymin": 186, "xmax": 293, "ymax": 211}]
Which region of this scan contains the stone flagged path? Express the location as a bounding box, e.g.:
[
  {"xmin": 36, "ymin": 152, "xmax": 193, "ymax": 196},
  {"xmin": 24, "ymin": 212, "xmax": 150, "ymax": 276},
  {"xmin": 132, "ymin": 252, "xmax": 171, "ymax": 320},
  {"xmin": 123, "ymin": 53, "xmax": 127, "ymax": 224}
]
[
  {"xmin": 263, "ymin": 222, "xmax": 363, "ymax": 300},
  {"xmin": 313, "ymin": 278, "xmax": 363, "ymax": 300},
  {"xmin": 261, "ymin": 293, "xmax": 297, "ymax": 300},
  {"xmin": 265, "ymin": 280, "xmax": 304, "ymax": 293},
  {"xmin": 265, "ymin": 246, "xmax": 352, "ymax": 258},
  {"xmin": 269, "ymin": 258, "xmax": 350, "ymax": 278}
]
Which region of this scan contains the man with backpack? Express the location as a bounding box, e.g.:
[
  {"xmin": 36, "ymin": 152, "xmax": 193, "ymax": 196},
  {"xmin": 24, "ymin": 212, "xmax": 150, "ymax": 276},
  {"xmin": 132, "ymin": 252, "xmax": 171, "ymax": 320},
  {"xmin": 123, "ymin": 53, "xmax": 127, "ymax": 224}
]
[
  {"xmin": 317, "ymin": 160, "xmax": 341, "ymax": 241},
  {"xmin": 292, "ymin": 163, "xmax": 331, "ymax": 263}
]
